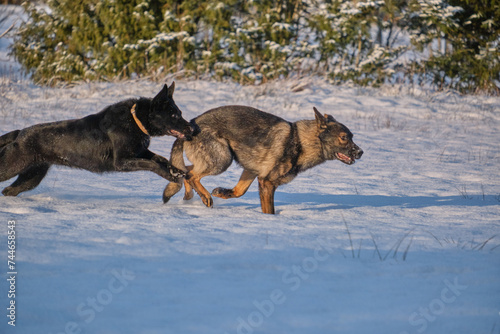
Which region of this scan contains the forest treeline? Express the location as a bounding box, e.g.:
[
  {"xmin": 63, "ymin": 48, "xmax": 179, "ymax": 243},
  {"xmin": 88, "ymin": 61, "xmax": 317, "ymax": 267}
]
[{"xmin": 10, "ymin": 0, "xmax": 500, "ymax": 94}]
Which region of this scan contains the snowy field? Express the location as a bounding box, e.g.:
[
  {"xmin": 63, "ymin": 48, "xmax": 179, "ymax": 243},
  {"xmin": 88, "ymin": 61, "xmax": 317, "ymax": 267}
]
[
  {"xmin": 0, "ymin": 6, "xmax": 499, "ymax": 331},
  {"xmin": 0, "ymin": 77, "xmax": 499, "ymax": 334}
]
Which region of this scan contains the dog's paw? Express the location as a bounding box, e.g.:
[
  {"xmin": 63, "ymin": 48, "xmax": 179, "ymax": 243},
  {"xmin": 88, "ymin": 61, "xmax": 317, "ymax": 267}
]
[
  {"xmin": 168, "ymin": 167, "xmax": 185, "ymax": 182},
  {"xmin": 201, "ymin": 195, "xmax": 213, "ymax": 208},
  {"xmin": 212, "ymin": 187, "xmax": 233, "ymax": 199},
  {"xmin": 2, "ymin": 186, "xmax": 19, "ymax": 197},
  {"xmin": 183, "ymin": 190, "xmax": 194, "ymax": 201}
]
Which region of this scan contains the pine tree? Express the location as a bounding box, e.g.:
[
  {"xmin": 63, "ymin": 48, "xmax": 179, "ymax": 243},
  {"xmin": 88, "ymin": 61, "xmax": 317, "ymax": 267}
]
[
  {"xmin": 222, "ymin": 0, "xmax": 312, "ymax": 83},
  {"xmin": 309, "ymin": 0, "xmax": 406, "ymax": 86},
  {"xmin": 12, "ymin": 0, "xmax": 174, "ymax": 84},
  {"xmin": 407, "ymin": 0, "xmax": 500, "ymax": 93},
  {"xmin": 11, "ymin": 0, "xmax": 499, "ymax": 92},
  {"xmin": 12, "ymin": 1, "xmax": 95, "ymax": 83},
  {"xmin": 439, "ymin": 0, "xmax": 500, "ymax": 93}
]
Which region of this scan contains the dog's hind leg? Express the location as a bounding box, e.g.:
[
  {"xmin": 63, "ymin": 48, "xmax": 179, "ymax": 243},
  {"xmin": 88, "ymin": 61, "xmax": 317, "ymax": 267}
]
[
  {"xmin": 182, "ymin": 135, "xmax": 233, "ymax": 208},
  {"xmin": 0, "ymin": 130, "xmax": 20, "ymax": 148},
  {"xmin": 185, "ymin": 154, "xmax": 233, "ymax": 208},
  {"xmin": 183, "ymin": 166, "xmax": 194, "ymax": 200},
  {"xmin": 163, "ymin": 139, "xmax": 189, "ymax": 204},
  {"xmin": 186, "ymin": 171, "xmax": 214, "ymax": 208},
  {"xmin": 163, "ymin": 181, "xmax": 183, "ymax": 203},
  {"xmin": 164, "ymin": 169, "xmax": 195, "ymax": 202},
  {"xmin": 2, "ymin": 163, "xmax": 50, "ymax": 196},
  {"xmin": 0, "ymin": 141, "xmax": 36, "ymax": 185},
  {"xmin": 183, "ymin": 179, "xmax": 194, "ymax": 200},
  {"xmin": 212, "ymin": 169, "xmax": 256, "ymax": 199},
  {"xmin": 163, "ymin": 165, "xmax": 194, "ymax": 203}
]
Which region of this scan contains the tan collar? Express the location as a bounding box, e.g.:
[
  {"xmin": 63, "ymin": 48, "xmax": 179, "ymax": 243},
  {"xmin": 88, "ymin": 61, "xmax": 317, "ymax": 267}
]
[{"xmin": 130, "ymin": 104, "xmax": 149, "ymax": 136}]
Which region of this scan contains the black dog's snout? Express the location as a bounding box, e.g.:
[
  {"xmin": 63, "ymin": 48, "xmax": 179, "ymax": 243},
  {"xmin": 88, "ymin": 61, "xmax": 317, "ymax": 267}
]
[
  {"xmin": 189, "ymin": 121, "xmax": 201, "ymax": 137},
  {"xmin": 183, "ymin": 122, "xmax": 199, "ymax": 141},
  {"xmin": 190, "ymin": 124, "xmax": 199, "ymax": 136}
]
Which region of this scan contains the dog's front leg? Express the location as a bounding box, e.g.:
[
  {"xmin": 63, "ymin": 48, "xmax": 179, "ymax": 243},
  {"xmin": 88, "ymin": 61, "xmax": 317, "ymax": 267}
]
[
  {"xmin": 150, "ymin": 154, "xmax": 174, "ymax": 168},
  {"xmin": 151, "ymin": 155, "xmax": 186, "ymax": 181},
  {"xmin": 114, "ymin": 158, "xmax": 185, "ymax": 182},
  {"xmin": 110, "ymin": 133, "xmax": 184, "ymax": 181},
  {"xmin": 140, "ymin": 149, "xmax": 186, "ymax": 181},
  {"xmin": 258, "ymin": 178, "xmax": 277, "ymax": 214}
]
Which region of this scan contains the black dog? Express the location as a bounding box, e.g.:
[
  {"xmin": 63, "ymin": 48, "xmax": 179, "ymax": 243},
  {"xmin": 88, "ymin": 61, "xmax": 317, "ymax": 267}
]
[{"xmin": 0, "ymin": 82, "xmax": 194, "ymax": 197}]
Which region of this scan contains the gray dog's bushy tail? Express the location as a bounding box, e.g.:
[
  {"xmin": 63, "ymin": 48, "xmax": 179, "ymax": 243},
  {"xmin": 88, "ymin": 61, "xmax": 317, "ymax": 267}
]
[
  {"xmin": 163, "ymin": 139, "xmax": 186, "ymax": 203},
  {"xmin": 0, "ymin": 130, "xmax": 20, "ymax": 149}
]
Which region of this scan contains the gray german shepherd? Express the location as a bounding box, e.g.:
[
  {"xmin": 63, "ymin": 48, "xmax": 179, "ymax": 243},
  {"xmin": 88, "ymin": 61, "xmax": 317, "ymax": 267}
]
[{"xmin": 163, "ymin": 106, "xmax": 363, "ymax": 214}]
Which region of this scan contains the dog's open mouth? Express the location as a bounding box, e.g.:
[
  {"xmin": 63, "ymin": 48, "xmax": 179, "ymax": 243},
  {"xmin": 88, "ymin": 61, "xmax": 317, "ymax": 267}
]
[
  {"xmin": 335, "ymin": 152, "xmax": 355, "ymax": 165},
  {"xmin": 167, "ymin": 129, "xmax": 186, "ymax": 139}
]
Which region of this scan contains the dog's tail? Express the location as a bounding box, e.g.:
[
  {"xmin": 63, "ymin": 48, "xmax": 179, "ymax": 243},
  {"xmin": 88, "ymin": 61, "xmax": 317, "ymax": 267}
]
[
  {"xmin": 0, "ymin": 130, "xmax": 20, "ymax": 149},
  {"xmin": 163, "ymin": 139, "xmax": 186, "ymax": 203}
]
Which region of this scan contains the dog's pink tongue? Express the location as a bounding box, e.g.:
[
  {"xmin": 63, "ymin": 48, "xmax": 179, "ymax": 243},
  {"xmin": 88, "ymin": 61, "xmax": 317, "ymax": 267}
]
[
  {"xmin": 338, "ymin": 153, "xmax": 351, "ymax": 161},
  {"xmin": 170, "ymin": 130, "xmax": 184, "ymax": 139}
]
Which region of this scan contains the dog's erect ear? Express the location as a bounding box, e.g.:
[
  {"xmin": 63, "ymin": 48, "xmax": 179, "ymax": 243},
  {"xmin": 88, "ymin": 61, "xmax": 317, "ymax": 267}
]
[
  {"xmin": 167, "ymin": 81, "xmax": 175, "ymax": 98},
  {"xmin": 153, "ymin": 84, "xmax": 169, "ymax": 103},
  {"xmin": 313, "ymin": 107, "xmax": 328, "ymax": 129},
  {"xmin": 324, "ymin": 114, "xmax": 337, "ymax": 123}
]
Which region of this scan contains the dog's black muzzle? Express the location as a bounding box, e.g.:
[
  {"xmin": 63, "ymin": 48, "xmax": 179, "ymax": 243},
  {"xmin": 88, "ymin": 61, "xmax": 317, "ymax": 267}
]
[
  {"xmin": 182, "ymin": 124, "xmax": 197, "ymax": 141},
  {"xmin": 189, "ymin": 120, "xmax": 201, "ymax": 138},
  {"xmin": 336, "ymin": 144, "xmax": 363, "ymax": 165},
  {"xmin": 165, "ymin": 121, "xmax": 196, "ymax": 140},
  {"xmin": 352, "ymin": 145, "xmax": 363, "ymax": 159},
  {"xmin": 179, "ymin": 121, "xmax": 200, "ymax": 141}
]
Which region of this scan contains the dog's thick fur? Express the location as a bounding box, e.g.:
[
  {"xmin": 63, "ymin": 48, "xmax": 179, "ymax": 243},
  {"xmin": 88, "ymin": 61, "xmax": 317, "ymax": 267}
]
[
  {"xmin": 0, "ymin": 82, "xmax": 194, "ymax": 197},
  {"xmin": 163, "ymin": 106, "xmax": 363, "ymax": 214}
]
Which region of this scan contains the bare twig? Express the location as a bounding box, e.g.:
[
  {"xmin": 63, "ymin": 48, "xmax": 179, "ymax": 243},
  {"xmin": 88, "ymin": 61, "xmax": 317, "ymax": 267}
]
[
  {"xmin": 393, "ymin": 229, "xmax": 414, "ymax": 259},
  {"xmin": 370, "ymin": 232, "xmax": 382, "ymax": 261},
  {"xmin": 0, "ymin": 20, "xmax": 16, "ymax": 39},
  {"xmin": 426, "ymin": 230, "xmax": 443, "ymax": 247},
  {"xmin": 341, "ymin": 213, "xmax": 355, "ymax": 258},
  {"xmin": 477, "ymin": 235, "xmax": 496, "ymax": 251},
  {"xmin": 403, "ymin": 236, "xmax": 414, "ymax": 261}
]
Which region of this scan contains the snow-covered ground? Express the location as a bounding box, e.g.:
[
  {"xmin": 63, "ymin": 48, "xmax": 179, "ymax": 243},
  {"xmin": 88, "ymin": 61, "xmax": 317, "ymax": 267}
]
[{"xmin": 0, "ymin": 6, "xmax": 499, "ymax": 333}]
